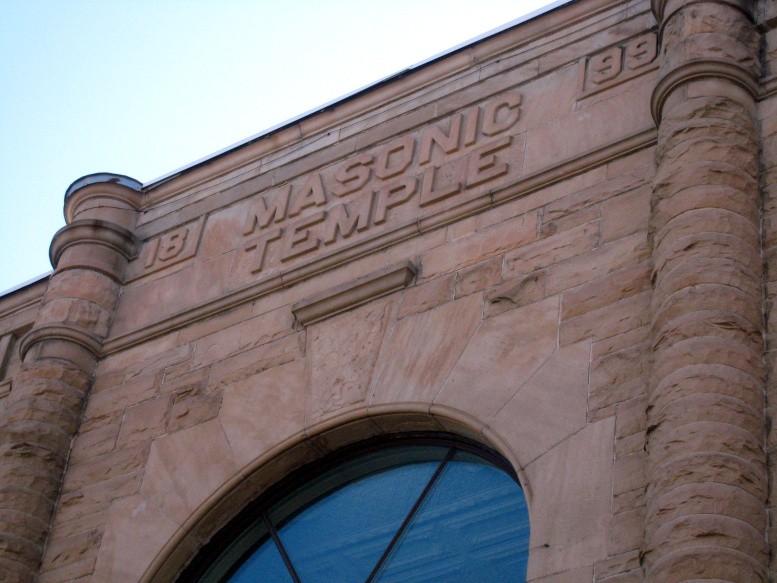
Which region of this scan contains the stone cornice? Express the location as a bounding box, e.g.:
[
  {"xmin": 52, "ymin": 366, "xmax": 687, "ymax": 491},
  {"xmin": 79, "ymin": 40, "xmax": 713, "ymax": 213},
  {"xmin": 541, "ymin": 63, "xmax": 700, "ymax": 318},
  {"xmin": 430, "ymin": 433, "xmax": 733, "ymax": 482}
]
[
  {"xmin": 19, "ymin": 323, "xmax": 103, "ymax": 362},
  {"xmin": 650, "ymin": 59, "xmax": 759, "ymax": 123},
  {"xmin": 292, "ymin": 262, "xmax": 416, "ymax": 326},
  {"xmin": 140, "ymin": 0, "xmax": 633, "ymax": 210},
  {"xmin": 0, "ymin": 277, "xmax": 48, "ymax": 324},
  {"xmin": 49, "ymin": 219, "xmax": 139, "ymax": 271}
]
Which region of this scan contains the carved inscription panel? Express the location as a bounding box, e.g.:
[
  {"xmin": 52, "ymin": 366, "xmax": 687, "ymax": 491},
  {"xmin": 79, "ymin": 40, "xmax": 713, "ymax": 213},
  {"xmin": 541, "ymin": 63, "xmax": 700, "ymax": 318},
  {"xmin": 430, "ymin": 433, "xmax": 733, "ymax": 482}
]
[
  {"xmin": 226, "ymin": 90, "xmax": 524, "ymax": 288},
  {"xmin": 130, "ymin": 217, "xmax": 205, "ymax": 281},
  {"xmin": 579, "ymin": 33, "xmax": 657, "ymax": 98}
]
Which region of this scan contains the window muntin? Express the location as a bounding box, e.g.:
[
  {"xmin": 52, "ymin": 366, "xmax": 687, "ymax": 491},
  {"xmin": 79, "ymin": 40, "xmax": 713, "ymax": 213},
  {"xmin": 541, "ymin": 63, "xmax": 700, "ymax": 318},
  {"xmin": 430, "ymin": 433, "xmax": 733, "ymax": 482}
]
[{"xmin": 187, "ymin": 437, "xmax": 529, "ymax": 583}]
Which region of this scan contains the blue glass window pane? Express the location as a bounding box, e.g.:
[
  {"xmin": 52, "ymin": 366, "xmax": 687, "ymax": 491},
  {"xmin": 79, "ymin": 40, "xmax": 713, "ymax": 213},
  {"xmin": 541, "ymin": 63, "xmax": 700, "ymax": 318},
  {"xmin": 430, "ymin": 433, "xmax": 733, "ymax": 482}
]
[
  {"xmin": 228, "ymin": 537, "xmax": 294, "ymax": 583},
  {"xmin": 271, "ymin": 448, "xmax": 445, "ymax": 583},
  {"xmin": 373, "ymin": 451, "xmax": 529, "ymax": 583}
]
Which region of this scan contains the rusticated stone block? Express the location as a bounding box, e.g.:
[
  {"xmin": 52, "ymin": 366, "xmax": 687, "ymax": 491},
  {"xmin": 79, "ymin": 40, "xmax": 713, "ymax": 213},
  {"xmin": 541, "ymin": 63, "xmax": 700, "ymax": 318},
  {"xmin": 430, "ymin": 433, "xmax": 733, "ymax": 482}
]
[
  {"xmin": 484, "ymin": 271, "xmax": 545, "ymax": 317},
  {"xmin": 397, "ymin": 274, "xmax": 454, "ymax": 319},
  {"xmin": 454, "ymin": 256, "xmax": 501, "ymax": 297}
]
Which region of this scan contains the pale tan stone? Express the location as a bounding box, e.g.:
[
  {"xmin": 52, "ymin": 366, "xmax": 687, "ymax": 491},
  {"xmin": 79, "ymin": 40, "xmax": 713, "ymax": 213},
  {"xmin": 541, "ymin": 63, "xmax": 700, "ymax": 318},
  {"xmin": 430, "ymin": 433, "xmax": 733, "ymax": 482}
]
[
  {"xmin": 397, "ymin": 275, "xmax": 453, "ymax": 319},
  {"xmin": 484, "ymin": 271, "xmax": 546, "ymax": 318},
  {"xmin": 69, "ymin": 424, "xmax": 118, "ymax": 463},
  {"xmin": 529, "ymin": 564, "xmax": 593, "ymax": 582},
  {"xmin": 524, "ymin": 89, "xmax": 653, "ymax": 176},
  {"xmin": 94, "ymin": 332, "xmax": 178, "ymax": 376},
  {"xmin": 168, "ymin": 387, "xmax": 220, "ymax": 434},
  {"xmin": 80, "ymin": 373, "xmax": 159, "ymax": 433},
  {"xmin": 370, "ymin": 294, "xmax": 481, "ymax": 406},
  {"xmin": 504, "ymin": 220, "xmax": 599, "ymax": 278},
  {"xmin": 595, "ymin": 549, "xmax": 640, "ymax": 580},
  {"xmin": 560, "ymin": 291, "xmax": 651, "ymax": 346},
  {"xmin": 91, "ymin": 495, "xmax": 179, "ymax": 583},
  {"xmin": 208, "ymin": 333, "xmax": 303, "ymax": 388},
  {"xmin": 306, "ymin": 297, "xmax": 395, "ymax": 423},
  {"xmin": 125, "ymin": 344, "xmax": 191, "ymax": 382},
  {"xmin": 562, "ymin": 263, "xmax": 651, "ymax": 320},
  {"xmin": 612, "ymin": 487, "xmax": 645, "ymax": 516},
  {"xmin": 539, "ymin": 204, "xmax": 600, "ymax": 238},
  {"xmin": 220, "ymin": 360, "xmax": 306, "ymax": 468},
  {"xmin": 546, "ymin": 232, "xmax": 649, "ymax": 295},
  {"xmin": 591, "ymin": 341, "xmax": 649, "ymax": 393},
  {"xmin": 421, "ymin": 211, "xmax": 539, "ymax": 280},
  {"xmin": 117, "ymin": 397, "xmax": 169, "ymax": 446},
  {"xmin": 489, "ymin": 340, "xmax": 590, "ymax": 466},
  {"xmin": 609, "ymin": 507, "xmax": 645, "ymax": 555},
  {"xmin": 454, "ymin": 256, "xmax": 501, "ymax": 297},
  {"xmin": 140, "ymin": 419, "xmax": 237, "ymax": 524},
  {"xmin": 524, "ymin": 417, "xmax": 614, "ymax": 580},
  {"xmin": 60, "ymin": 442, "xmax": 150, "ymax": 495},
  {"xmin": 435, "ymin": 296, "xmax": 559, "ymax": 424},
  {"xmin": 191, "ymin": 306, "xmax": 293, "ymax": 369}
]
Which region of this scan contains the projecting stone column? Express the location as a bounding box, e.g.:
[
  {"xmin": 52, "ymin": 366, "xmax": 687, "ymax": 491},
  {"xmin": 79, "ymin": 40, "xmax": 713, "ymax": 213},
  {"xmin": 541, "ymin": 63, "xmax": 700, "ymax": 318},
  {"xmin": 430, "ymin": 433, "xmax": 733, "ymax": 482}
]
[
  {"xmin": 644, "ymin": 1, "xmax": 766, "ymax": 581},
  {"xmin": 0, "ymin": 174, "xmax": 141, "ymax": 582}
]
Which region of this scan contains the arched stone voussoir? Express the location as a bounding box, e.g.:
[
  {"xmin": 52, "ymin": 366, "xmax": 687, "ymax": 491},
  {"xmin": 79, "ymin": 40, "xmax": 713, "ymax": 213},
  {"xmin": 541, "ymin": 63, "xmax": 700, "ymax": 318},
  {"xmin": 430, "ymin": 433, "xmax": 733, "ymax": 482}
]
[
  {"xmin": 92, "ymin": 494, "xmax": 180, "ymax": 583},
  {"xmin": 433, "ymin": 295, "xmax": 561, "ymax": 426},
  {"xmin": 139, "ymin": 419, "xmax": 239, "ymax": 527},
  {"xmin": 140, "ymin": 407, "xmax": 514, "ymax": 583}
]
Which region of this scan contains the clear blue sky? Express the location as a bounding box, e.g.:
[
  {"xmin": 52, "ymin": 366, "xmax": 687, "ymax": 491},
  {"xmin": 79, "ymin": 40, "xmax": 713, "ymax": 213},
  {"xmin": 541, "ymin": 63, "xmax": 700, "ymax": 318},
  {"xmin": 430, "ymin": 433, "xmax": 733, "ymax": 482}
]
[{"xmin": 0, "ymin": 0, "xmax": 558, "ymax": 294}]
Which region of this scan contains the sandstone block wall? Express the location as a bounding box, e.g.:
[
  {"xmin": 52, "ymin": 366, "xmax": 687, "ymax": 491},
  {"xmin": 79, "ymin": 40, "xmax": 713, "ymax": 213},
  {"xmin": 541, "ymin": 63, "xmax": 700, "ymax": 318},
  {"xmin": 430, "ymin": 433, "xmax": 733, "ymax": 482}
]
[{"xmin": 2, "ymin": 0, "xmax": 777, "ymax": 581}]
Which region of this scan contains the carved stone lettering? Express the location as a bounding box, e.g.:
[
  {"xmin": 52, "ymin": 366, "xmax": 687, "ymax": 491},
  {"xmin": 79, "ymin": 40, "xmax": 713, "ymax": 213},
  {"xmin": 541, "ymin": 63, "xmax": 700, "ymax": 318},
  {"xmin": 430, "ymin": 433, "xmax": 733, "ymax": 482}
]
[
  {"xmin": 136, "ymin": 217, "xmax": 206, "ymax": 278},
  {"xmin": 579, "ymin": 32, "xmax": 658, "ymax": 98},
  {"xmin": 589, "ymin": 48, "xmax": 622, "ymax": 86},
  {"xmin": 236, "ymin": 90, "xmax": 523, "ymax": 280}
]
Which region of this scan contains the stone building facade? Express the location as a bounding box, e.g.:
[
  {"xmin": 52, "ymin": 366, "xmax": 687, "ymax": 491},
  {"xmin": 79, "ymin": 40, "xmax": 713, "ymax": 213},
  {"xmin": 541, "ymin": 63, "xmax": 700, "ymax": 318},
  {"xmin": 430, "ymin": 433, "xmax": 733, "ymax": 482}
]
[{"xmin": 2, "ymin": 0, "xmax": 777, "ymax": 580}]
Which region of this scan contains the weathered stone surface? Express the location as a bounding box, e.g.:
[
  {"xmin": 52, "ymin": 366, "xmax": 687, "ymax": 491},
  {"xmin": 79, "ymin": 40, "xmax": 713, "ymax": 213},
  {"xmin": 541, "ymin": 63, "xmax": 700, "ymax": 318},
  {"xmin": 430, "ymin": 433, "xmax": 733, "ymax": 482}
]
[
  {"xmin": 91, "ymin": 495, "xmax": 179, "ymax": 583},
  {"xmin": 436, "ymin": 295, "xmax": 559, "ymax": 423},
  {"xmin": 524, "ymin": 418, "xmax": 614, "ymax": 580},
  {"xmin": 503, "ymin": 220, "xmax": 599, "ymax": 278},
  {"xmin": 4, "ymin": 2, "xmax": 777, "ymax": 581},
  {"xmin": 140, "ymin": 419, "xmax": 237, "ymax": 524},
  {"xmin": 191, "ymin": 306, "xmax": 293, "ymax": 369},
  {"xmin": 421, "ymin": 211, "xmax": 539, "ymax": 280},
  {"xmin": 220, "ymin": 360, "xmax": 306, "ymax": 468},
  {"xmin": 307, "ymin": 297, "xmax": 395, "ymax": 422},
  {"xmin": 484, "ymin": 271, "xmax": 546, "ymax": 317},
  {"xmin": 370, "ymin": 293, "xmax": 481, "ymax": 406},
  {"xmin": 454, "ymin": 256, "xmax": 501, "ymax": 298},
  {"xmin": 490, "ymin": 340, "xmax": 589, "ymax": 467}
]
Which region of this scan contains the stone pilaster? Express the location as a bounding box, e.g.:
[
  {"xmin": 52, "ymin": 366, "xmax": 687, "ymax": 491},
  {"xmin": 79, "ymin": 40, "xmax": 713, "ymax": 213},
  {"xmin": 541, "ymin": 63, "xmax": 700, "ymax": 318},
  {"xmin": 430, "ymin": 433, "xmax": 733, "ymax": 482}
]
[
  {"xmin": 644, "ymin": 1, "xmax": 767, "ymax": 581},
  {"xmin": 0, "ymin": 175, "xmax": 141, "ymax": 582}
]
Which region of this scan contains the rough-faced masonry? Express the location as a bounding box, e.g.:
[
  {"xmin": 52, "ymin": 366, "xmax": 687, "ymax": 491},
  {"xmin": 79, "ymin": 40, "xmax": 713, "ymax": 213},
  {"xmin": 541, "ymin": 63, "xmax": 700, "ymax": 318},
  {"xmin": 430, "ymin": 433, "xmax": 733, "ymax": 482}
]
[{"xmin": 2, "ymin": 0, "xmax": 777, "ymax": 580}]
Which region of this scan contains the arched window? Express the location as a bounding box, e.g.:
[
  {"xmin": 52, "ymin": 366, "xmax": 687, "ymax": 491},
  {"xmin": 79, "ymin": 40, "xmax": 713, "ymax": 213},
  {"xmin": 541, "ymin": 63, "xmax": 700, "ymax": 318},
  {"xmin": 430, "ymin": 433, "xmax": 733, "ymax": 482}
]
[{"xmin": 181, "ymin": 435, "xmax": 530, "ymax": 583}]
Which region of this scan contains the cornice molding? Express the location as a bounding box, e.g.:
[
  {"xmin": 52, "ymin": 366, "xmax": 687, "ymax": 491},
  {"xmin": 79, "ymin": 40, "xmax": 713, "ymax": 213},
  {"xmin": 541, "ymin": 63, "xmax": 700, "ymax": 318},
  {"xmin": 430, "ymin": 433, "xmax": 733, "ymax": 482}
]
[
  {"xmin": 292, "ymin": 262, "xmax": 417, "ymax": 326},
  {"xmin": 140, "ymin": 0, "xmax": 632, "ymax": 209},
  {"xmin": 49, "ymin": 219, "xmax": 139, "ymax": 271},
  {"xmin": 650, "ymin": 59, "xmax": 759, "ymax": 123},
  {"xmin": 19, "ymin": 323, "xmax": 102, "ymax": 362}
]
